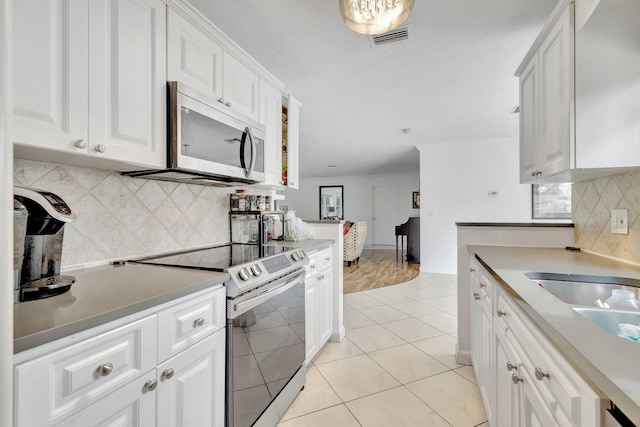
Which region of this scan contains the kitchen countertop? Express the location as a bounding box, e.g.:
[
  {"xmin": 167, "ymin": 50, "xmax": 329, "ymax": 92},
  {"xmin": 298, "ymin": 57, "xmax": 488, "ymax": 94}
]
[
  {"xmin": 471, "ymin": 245, "xmax": 640, "ymax": 424},
  {"xmin": 264, "ymin": 238, "xmax": 334, "ymax": 253},
  {"xmin": 14, "ymin": 262, "xmax": 229, "ymax": 354}
]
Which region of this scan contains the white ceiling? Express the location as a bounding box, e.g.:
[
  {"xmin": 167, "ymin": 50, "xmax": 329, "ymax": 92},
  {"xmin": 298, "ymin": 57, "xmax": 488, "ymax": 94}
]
[{"xmin": 189, "ymin": 0, "xmax": 558, "ymax": 178}]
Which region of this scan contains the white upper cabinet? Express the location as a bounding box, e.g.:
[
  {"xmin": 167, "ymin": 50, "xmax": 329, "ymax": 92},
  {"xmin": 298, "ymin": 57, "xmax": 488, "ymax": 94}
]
[
  {"xmin": 88, "ymin": 0, "xmax": 167, "ymax": 168},
  {"xmin": 167, "ymin": 9, "xmax": 260, "ymax": 122},
  {"xmin": 286, "ymin": 96, "xmax": 301, "ymax": 190},
  {"xmin": 167, "ymin": 9, "xmax": 223, "ymax": 101},
  {"xmin": 13, "ymin": 0, "xmax": 167, "ymax": 169},
  {"xmin": 517, "ymin": 0, "xmax": 640, "ymax": 183},
  {"xmin": 259, "ymin": 80, "xmax": 283, "ymax": 186},
  {"xmin": 222, "ymin": 53, "xmax": 260, "ymax": 122}
]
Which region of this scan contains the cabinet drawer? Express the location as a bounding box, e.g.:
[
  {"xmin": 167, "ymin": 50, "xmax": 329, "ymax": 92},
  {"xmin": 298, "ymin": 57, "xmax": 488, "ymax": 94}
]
[
  {"xmin": 14, "ymin": 315, "xmax": 157, "ymax": 426},
  {"xmin": 496, "ymin": 290, "xmax": 583, "ymax": 426},
  {"xmin": 316, "ymin": 248, "xmax": 332, "ymax": 271},
  {"xmin": 157, "ymin": 286, "xmax": 225, "ymax": 363}
]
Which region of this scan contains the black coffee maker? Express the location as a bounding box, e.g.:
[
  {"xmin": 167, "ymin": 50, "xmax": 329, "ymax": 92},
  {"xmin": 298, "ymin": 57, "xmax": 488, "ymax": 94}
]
[{"xmin": 14, "ymin": 187, "xmax": 77, "ymax": 301}]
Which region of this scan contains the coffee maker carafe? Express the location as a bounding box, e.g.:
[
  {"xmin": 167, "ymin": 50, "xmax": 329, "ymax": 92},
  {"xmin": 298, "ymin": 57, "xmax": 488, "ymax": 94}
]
[{"xmin": 14, "ymin": 187, "xmax": 77, "ymax": 301}]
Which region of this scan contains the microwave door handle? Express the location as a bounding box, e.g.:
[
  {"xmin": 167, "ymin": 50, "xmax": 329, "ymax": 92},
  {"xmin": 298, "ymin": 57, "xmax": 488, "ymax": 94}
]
[{"xmin": 246, "ymin": 126, "xmax": 256, "ymax": 178}]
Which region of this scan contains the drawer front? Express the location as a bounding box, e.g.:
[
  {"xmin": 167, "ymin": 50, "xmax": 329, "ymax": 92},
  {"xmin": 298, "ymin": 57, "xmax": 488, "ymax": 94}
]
[
  {"xmin": 15, "ymin": 316, "xmax": 157, "ymax": 426},
  {"xmin": 157, "ymin": 286, "xmax": 225, "ymax": 363},
  {"xmin": 496, "ymin": 290, "xmax": 582, "ymax": 426},
  {"xmin": 316, "ymin": 247, "xmax": 332, "ymax": 271}
]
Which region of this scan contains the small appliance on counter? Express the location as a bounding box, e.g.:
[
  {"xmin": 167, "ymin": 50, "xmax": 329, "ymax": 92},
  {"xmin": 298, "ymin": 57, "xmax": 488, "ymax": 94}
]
[{"xmin": 14, "ymin": 187, "xmax": 77, "ymax": 302}]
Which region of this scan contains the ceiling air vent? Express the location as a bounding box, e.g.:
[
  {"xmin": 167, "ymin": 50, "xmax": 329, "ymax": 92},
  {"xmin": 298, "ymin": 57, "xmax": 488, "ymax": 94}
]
[{"xmin": 369, "ymin": 24, "xmax": 413, "ymax": 48}]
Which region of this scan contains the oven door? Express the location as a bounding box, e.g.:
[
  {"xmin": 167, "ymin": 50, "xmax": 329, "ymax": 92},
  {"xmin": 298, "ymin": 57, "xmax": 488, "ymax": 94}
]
[
  {"xmin": 226, "ymin": 269, "xmax": 306, "ymax": 427},
  {"xmin": 169, "ymin": 82, "xmax": 265, "ymax": 182}
]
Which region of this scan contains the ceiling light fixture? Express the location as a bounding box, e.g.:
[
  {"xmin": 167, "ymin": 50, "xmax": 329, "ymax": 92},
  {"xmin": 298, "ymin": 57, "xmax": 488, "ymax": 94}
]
[{"xmin": 339, "ymin": 0, "xmax": 415, "ymax": 35}]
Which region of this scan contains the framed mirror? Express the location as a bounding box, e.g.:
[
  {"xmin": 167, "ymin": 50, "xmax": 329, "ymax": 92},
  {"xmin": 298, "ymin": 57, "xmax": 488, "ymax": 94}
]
[{"xmin": 319, "ymin": 186, "xmax": 344, "ymax": 220}]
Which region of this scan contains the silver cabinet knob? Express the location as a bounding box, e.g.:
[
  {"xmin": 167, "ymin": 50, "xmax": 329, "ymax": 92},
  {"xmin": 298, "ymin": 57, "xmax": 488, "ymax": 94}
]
[
  {"xmin": 94, "ymin": 144, "xmax": 107, "ymax": 153},
  {"xmin": 473, "ymin": 292, "xmax": 481, "ymax": 301},
  {"xmin": 506, "ymin": 361, "xmax": 516, "ymax": 372},
  {"xmin": 496, "ymin": 309, "xmax": 507, "ymax": 317},
  {"xmin": 193, "ymin": 317, "xmax": 205, "ymax": 328},
  {"xmin": 73, "ymin": 139, "xmax": 87, "ymax": 149},
  {"xmin": 310, "ymin": 264, "xmax": 316, "ymax": 269},
  {"xmin": 511, "ymin": 373, "xmax": 523, "ymax": 385},
  {"xmin": 479, "ymin": 282, "xmax": 487, "ymax": 289},
  {"xmin": 469, "ymin": 267, "xmax": 476, "ymax": 273},
  {"xmin": 534, "ymin": 367, "xmax": 550, "ymax": 381},
  {"xmin": 97, "ymin": 362, "xmax": 113, "ymax": 376},
  {"xmin": 144, "ymin": 379, "xmax": 158, "ymax": 392},
  {"xmin": 325, "ymin": 257, "xmax": 330, "ymax": 261},
  {"xmin": 225, "ymin": 101, "xmax": 232, "ymax": 107},
  {"xmin": 162, "ymin": 368, "xmax": 175, "ymax": 380},
  {"xmin": 218, "ymin": 97, "xmax": 225, "ymax": 104}
]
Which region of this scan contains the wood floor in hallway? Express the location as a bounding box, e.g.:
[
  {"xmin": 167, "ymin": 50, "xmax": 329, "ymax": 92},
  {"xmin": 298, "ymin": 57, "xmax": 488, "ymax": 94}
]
[{"xmin": 343, "ymin": 248, "xmax": 420, "ymax": 294}]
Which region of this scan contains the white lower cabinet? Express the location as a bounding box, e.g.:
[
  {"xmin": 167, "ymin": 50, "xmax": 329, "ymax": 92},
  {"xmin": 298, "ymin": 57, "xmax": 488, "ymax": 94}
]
[
  {"xmin": 304, "ymin": 247, "xmax": 333, "ymax": 363},
  {"xmin": 470, "ymin": 256, "xmax": 603, "ymax": 427},
  {"xmin": 14, "ymin": 286, "xmax": 226, "ymax": 427}
]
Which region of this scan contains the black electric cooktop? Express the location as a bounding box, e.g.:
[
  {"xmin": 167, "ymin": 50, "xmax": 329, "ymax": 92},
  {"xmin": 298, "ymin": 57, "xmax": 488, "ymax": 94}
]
[{"xmin": 133, "ymin": 244, "xmax": 297, "ymax": 271}]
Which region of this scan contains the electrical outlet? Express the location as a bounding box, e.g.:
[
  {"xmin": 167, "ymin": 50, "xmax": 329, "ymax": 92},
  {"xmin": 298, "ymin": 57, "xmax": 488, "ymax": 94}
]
[{"xmin": 611, "ymin": 209, "xmax": 629, "ymax": 235}]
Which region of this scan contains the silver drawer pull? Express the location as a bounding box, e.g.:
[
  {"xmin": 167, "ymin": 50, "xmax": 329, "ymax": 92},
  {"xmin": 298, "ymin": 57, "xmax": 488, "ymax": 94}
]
[
  {"xmin": 479, "ymin": 282, "xmax": 487, "ymax": 288},
  {"xmin": 511, "ymin": 373, "xmax": 523, "ymax": 384},
  {"xmin": 73, "ymin": 139, "xmax": 87, "ymax": 149},
  {"xmin": 473, "ymin": 292, "xmax": 481, "ymax": 301},
  {"xmin": 470, "ymin": 267, "xmax": 476, "ymax": 273},
  {"xmin": 97, "ymin": 363, "xmax": 113, "ymax": 376},
  {"xmin": 506, "ymin": 361, "xmax": 516, "ymax": 372},
  {"xmin": 162, "ymin": 368, "xmax": 175, "ymax": 380},
  {"xmin": 496, "ymin": 309, "xmax": 507, "ymax": 317},
  {"xmin": 194, "ymin": 317, "xmax": 205, "ymax": 328},
  {"xmin": 534, "ymin": 367, "xmax": 550, "ymax": 381},
  {"xmin": 310, "ymin": 264, "xmax": 316, "ymax": 269},
  {"xmin": 144, "ymin": 379, "xmax": 158, "ymax": 392},
  {"xmin": 325, "ymin": 257, "xmax": 330, "ymax": 261}
]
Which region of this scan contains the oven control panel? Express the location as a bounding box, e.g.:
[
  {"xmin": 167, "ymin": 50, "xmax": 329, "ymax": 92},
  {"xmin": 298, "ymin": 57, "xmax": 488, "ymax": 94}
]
[{"xmin": 226, "ymin": 248, "xmax": 309, "ymax": 297}]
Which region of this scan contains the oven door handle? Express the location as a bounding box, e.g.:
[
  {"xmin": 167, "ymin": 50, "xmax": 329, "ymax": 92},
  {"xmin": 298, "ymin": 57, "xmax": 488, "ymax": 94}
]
[{"xmin": 233, "ymin": 269, "xmax": 306, "ymax": 314}]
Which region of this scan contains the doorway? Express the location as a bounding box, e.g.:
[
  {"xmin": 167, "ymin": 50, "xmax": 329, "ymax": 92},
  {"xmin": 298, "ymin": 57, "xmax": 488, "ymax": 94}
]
[{"xmin": 372, "ymin": 185, "xmax": 396, "ymax": 245}]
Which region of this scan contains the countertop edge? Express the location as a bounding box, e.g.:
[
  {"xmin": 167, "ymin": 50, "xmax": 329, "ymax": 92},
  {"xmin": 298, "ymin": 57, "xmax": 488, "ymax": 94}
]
[{"xmin": 456, "ymin": 222, "xmax": 574, "ymax": 228}]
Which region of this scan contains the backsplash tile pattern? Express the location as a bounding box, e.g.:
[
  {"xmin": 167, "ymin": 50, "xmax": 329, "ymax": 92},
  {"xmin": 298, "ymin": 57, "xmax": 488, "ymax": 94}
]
[
  {"xmin": 13, "ymin": 159, "xmax": 234, "ymax": 268},
  {"xmin": 572, "ymin": 170, "xmax": 640, "ymax": 264}
]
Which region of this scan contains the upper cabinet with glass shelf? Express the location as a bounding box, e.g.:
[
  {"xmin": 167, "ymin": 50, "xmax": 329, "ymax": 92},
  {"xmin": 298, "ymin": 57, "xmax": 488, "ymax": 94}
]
[{"xmin": 516, "ymin": 0, "xmax": 640, "ymax": 184}]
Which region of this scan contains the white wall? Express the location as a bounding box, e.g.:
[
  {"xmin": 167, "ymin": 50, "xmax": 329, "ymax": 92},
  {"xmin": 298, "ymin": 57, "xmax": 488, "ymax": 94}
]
[
  {"xmin": 417, "ymin": 139, "xmax": 532, "ymax": 274},
  {"xmin": 284, "ymin": 173, "xmax": 420, "ymax": 246}
]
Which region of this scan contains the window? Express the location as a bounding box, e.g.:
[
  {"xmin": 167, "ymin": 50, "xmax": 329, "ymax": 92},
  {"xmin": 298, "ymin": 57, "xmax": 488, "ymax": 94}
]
[{"xmin": 532, "ymin": 183, "xmax": 571, "ymax": 219}]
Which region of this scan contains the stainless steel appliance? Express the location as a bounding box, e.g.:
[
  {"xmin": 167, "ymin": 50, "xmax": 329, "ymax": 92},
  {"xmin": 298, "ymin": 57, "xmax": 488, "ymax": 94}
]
[
  {"xmin": 134, "ymin": 244, "xmax": 308, "ymax": 427},
  {"xmin": 122, "ymin": 82, "xmax": 265, "ymax": 186},
  {"xmin": 13, "ymin": 200, "xmax": 28, "ymax": 303},
  {"xmin": 14, "ymin": 187, "xmax": 77, "ymax": 301}
]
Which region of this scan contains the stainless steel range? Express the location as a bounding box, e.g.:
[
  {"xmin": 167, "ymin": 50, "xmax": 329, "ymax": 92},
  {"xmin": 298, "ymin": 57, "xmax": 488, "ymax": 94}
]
[{"xmin": 134, "ymin": 244, "xmax": 309, "ymax": 427}]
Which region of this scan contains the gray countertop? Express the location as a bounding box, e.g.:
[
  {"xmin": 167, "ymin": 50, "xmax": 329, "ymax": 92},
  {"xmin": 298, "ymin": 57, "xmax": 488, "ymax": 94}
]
[
  {"xmin": 264, "ymin": 239, "xmax": 334, "ymax": 253},
  {"xmin": 471, "ymin": 245, "xmax": 640, "ymax": 424},
  {"xmin": 14, "ymin": 263, "xmax": 229, "ymax": 354}
]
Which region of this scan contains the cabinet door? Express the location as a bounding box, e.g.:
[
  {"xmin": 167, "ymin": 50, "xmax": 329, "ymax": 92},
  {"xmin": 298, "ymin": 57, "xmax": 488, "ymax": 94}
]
[
  {"xmin": 88, "ymin": 0, "xmax": 166, "ymax": 168},
  {"xmin": 167, "ymin": 9, "xmax": 223, "ymax": 101},
  {"xmin": 305, "ymin": 280, "xmax": 318, "ymax": 363},
  {"xmin": 538, "ymin": 4, "xmax": 572, "ymax": 178},
  {"xmin": 286, "ymin": 96, "xmax": 301, "ymax": 189},
  {"xmin": 259, "ymin": 81, "xmax": 283, "ymax": 186},
  {"xmin": 518, "ymin": 55, "xmax": 539, "ymax": 183},
  {"xmin": 316, "ymin": 269, "xmax": 333, "ymax": 345},
  {"xmin": 157, "ymin": 330, "xmax": 226, "ymax": 427},
  {"xmin": 477, "ymin": 303, "xmax": 493, "ymax": 425},
  {"xmin": 494, "ymin": 328, "xmax": 520, "ymax": 427},
  {"xmin": 520, "ymin": 369, "xmax": 559, "ymax": 427},
  {"xmin": 12, "ymin": 0, "xmax": 88, "ymax": 154},
  {"xmin": 52, "ymin": 373, "xmax": 157, "ymax": 427},
  {"xmin": 222, "ymin": 53, "xmax": 259, "ymax": 121}
]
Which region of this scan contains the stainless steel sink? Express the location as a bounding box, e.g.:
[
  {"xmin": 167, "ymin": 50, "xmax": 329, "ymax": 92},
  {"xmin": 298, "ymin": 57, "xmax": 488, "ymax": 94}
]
[
  {"xmin": 526, "ymin": 272, "xmax": 640, "ymax": 306},
  {"xmin": 572, "ymin": 307, "xmax": 640, "ymax": 336}
]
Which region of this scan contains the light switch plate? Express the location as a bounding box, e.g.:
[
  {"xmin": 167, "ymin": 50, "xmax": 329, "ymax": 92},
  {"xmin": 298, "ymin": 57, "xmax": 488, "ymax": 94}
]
[{"xmin": 611, "ymin": 209, "xmax": 629, "ymax": 235}]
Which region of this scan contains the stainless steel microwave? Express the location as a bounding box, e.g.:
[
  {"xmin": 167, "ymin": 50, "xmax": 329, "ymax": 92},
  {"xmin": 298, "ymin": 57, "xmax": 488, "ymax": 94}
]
[{"xmin": 123, "ymin": 82, "xmax": 265, "ymax": 186}]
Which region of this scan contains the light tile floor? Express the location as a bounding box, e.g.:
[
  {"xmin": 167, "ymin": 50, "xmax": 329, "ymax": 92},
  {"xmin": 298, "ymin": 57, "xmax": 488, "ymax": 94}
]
[{"xmin": 277, "ymin": 272, "xmax": 489, "ymax": 427}]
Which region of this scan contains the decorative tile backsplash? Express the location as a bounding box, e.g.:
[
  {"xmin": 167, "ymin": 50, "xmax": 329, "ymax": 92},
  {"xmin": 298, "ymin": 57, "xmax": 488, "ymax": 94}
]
[
  {"xmin": 13, "ymin": 159, "xmax": 236, "ymax": 268},
  {"xmin": 572, "ymin": 170, "xmax": 640, "ymax": 264}
]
